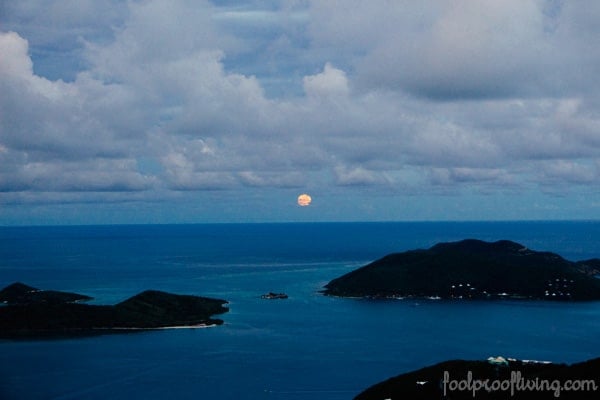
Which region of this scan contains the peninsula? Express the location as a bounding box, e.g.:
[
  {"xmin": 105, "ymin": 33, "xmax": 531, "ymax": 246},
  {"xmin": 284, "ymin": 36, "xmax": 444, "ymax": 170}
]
[
  {"xmin": 324, "ymin": 239, "xmax": 600, "ymax": 300},
  {"xmin": 0, "ymin": 283, "xmax": 229, "ymax": 338},
  {"xmin": 355, "ymin": 356, "xmax": 600, "ymax": 399}
]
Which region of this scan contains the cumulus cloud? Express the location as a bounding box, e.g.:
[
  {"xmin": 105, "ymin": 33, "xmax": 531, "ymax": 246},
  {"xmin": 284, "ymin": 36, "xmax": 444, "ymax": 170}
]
[
  {"xmin": 2, "ymin": 0, "xmax": 600, "ymax": 221},
  {"xmin": 0, "ymin": 31, "xmax": 151, "ymax": 194},
  {"xmin": 308, "ymin": 0, "xmax": 600, "ymax": 100},
  {"xmin": 360, "ymin": 0, "xmax": 548, "ymax": 99},
  {"xmin": 303, "ymin": 63, "xmax": 349, "ymax": 98},
  {"xmin": 0, "ymin": 0, "xmax": 128, "ymax": 80}
]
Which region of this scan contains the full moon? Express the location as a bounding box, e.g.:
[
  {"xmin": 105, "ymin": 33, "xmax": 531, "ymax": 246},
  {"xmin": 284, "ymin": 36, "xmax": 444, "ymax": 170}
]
[{"xmin": 297, "ymin": 193, "xmax": 312, "ymax": 207}]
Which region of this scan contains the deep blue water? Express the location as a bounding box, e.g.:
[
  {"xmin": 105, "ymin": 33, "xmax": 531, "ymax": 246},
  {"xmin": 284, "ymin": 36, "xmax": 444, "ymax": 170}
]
[{"xmin": 0, "ymin": 221, "xmax": 599, "ymax": 399}]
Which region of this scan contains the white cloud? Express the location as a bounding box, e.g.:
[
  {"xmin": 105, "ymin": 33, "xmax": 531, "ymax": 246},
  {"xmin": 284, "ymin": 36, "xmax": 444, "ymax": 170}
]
[
  {"xmin": 0, "ymin": 30, "xmax": 149, "ymax": 193},
  {"xmin": 0, "ymin": 31, "xmax": 34, "ymax": 77},
  {"xmin": 303, "ymin": 62, "xmax": 349, "ymax": 98},
  {"xmin": 2, "ymin": 1, "xmax": 600, "ymax": 222},
  {"xmin": 307, "ymin": 0, "xmax": 600, "ymax": 100}
]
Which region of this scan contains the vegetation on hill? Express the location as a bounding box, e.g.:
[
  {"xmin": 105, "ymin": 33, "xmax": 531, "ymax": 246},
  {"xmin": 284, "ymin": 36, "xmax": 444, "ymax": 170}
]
[
  {"xmin": 324, "ymin": 239, "xmax": 600, "ymax": 300},
  {"xmin": 0, "ymin": 282, "xmax": 92, "ymax": 305},
  {"xmin": 0, "ymin": 283, "xmax": 228, "ymax": 338},
  {"xmin": 355, "ymin": 356, "xmax": 600, "ymax": 400}
]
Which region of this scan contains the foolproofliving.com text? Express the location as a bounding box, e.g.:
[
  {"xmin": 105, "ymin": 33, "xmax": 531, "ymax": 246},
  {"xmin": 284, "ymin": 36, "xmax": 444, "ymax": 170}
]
[{"xmin": 443, "ymin": 370, "xmax": 598, "ymax": 398}]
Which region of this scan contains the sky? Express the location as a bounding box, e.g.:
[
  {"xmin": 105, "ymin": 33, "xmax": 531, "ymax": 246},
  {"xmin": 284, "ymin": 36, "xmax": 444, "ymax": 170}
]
[{"xmin": 1, "ymin": 0, "xmax": 600, "ymax": 225}]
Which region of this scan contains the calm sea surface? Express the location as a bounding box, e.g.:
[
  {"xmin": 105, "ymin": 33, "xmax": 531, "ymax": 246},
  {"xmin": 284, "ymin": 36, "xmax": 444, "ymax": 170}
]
[{"xmin": 1, "ymin": 222, "xmax": 599, "ymax": 399}]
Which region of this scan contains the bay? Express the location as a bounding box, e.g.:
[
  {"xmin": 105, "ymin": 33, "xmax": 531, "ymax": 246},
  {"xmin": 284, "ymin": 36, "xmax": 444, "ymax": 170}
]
[{"xmin": 1, "ymin": 221, "xmax": 599, "ymax": 399}]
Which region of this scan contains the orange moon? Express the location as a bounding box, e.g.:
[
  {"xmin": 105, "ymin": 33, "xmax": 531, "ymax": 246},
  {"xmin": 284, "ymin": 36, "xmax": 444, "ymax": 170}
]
[{"xmin": 297, "ymin": 194, "xmax": 312, "ymax": 206}]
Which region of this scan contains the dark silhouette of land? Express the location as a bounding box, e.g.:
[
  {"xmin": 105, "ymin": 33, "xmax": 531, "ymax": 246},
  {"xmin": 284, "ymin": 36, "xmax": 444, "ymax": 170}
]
[
  {"xmin": 0, "ymin": 283, "xmax": 228, "ymax": 338},
  {"xmin": 355, "ymin": 357, "xmax": 600, "ymax": 399},
  {"xmin": 324, "ymin": 239, "xmax": 600, "ymax": 300},
  {"xmin": 0, "ymin": 282, "xmax": 92, "ymax": 305},
  {"xmin": 261, "ymin": 292, "xmax": 288, "ymax": 299}
]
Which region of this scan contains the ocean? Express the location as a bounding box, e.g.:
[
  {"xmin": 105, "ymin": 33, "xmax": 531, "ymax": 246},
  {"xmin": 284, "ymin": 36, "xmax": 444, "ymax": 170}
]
[{"xmin": 1, "ymin": 221, "xmax": 599, "ymax": 399}]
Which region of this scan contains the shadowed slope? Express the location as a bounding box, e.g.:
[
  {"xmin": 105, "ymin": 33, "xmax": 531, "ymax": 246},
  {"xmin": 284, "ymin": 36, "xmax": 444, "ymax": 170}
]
[
  {"xmin": 324, "ymin": 239, "xmax": 600, "ymax": 300},
  {"xmin": 0, "ymin": 284, "xmax": 228, "ymax": 338},
  {"xmin": 355, "ymin": 357, "xmax": 600, "ymax": 400},
  {"xmin": 0, "ymin": 282, "xmax": 92, "ymax": 305}
]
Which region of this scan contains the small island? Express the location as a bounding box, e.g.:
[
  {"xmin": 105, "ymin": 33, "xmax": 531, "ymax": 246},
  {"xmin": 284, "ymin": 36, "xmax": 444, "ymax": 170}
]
[
  {"xmin": 324, "ymin": 239, "xmax": 600, "ymax": 300},
  {"xmin": 0, "ymin": 283, "xmax": 229, "ymax": 338},
  {"xmin": 355, "ymin": 356, "xmax": 600, "ymax": 399},
  {"xmin": 260, "ymin": 292, "xmax": 288, "ymax": 300}
]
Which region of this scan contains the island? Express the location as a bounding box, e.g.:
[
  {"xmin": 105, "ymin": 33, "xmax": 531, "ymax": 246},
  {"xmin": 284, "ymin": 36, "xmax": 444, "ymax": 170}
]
[
  {"xmin": 355, "ymin": 356, "xmax": 600, "ymax": 399},
  {"xmin": 261, "ymin": 292, "xmax": 289, "ymax": 300},
  {"xmin": 323, "ymin": 239, "xmax": 600, "ymax": 300},
  {"xmin": 0, "ymin": 282, "xmax": 92, "ymax": 305},
  {"xmin": 0, "ymin": 283, "xmax": 229, "ymax": 338}
]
